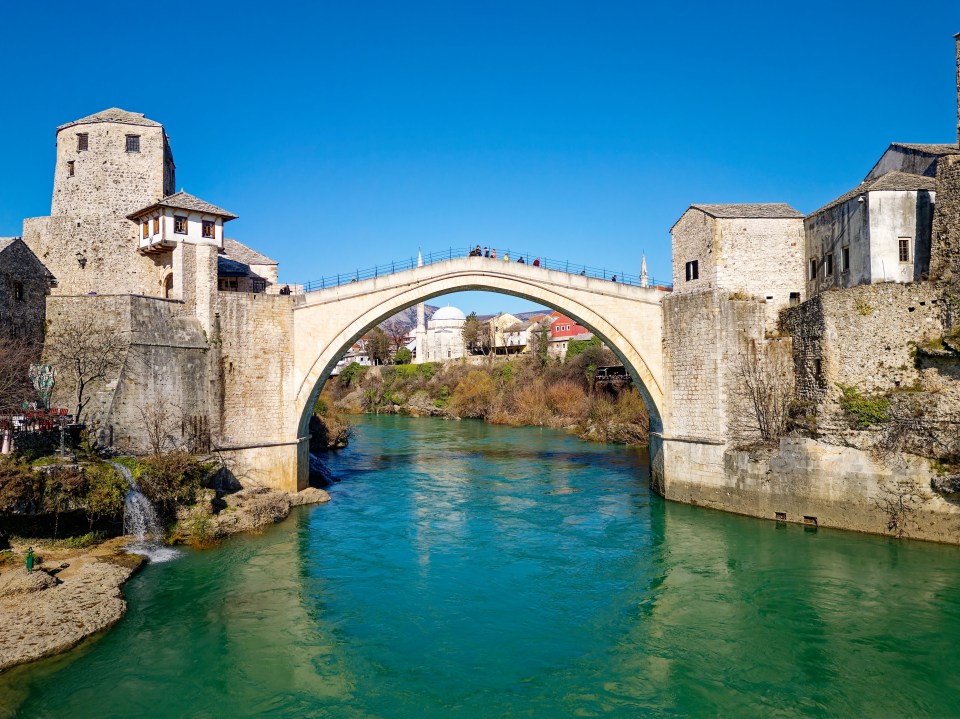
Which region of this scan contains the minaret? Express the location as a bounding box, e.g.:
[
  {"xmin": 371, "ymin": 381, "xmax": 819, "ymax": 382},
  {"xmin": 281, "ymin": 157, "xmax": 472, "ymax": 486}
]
[
  {"xmin": 414, "ymin": 249, "xmax": 426, "ymax": 364},
  {"xmin": 640, "ymin": 253, "xmax": 649, "ymax": 288}
]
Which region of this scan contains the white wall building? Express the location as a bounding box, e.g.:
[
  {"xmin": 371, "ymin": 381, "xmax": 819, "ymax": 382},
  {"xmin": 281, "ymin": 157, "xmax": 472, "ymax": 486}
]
[{"xmin": 416, "ymin": 305, "xmax": 467, "ymax": 362}]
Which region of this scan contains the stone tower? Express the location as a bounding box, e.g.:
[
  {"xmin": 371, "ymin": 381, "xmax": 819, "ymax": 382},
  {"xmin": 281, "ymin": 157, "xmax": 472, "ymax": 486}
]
[{"xmin": 23, "ymin": 108, "xmax": 176, "ymax": 297}]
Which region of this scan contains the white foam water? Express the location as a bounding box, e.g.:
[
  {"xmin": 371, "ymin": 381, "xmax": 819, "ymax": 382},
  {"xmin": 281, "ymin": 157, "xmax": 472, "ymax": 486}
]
[{"xmin": 109, "ymin": 461, "xmax": 181, "ymax": 563}]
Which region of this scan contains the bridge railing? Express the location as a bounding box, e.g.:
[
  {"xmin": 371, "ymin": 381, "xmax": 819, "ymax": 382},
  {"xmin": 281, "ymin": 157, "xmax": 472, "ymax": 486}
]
[{"xmin": 299, "ymin": 247, "xmax": 673, "ymax": 293}]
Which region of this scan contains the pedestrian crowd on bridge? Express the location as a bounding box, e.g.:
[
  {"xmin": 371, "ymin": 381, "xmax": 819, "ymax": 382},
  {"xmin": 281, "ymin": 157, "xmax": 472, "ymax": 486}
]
[{"xmin": 467, "ymin": 246, "xmax": 541, "ymax": 268}]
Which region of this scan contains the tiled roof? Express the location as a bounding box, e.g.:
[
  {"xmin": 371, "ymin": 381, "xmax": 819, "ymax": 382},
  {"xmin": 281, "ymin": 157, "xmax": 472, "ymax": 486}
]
[
  {"xmin": 127, "ymin": 191, "xmax": 237, "ymax": 220},
  {"xmin": 690, "ymin": 203, "xmax": 804, "ymax": 219},
  {"xmin": 808, "ymin": 172, "xmax": 936, "ymax": 217},
  {"xmin": 889, "ymin": 142, "xmax": 960, "ymax": 155},
  {"xmin": 58, "ymin": 108, "xmax": 162, "ymax": 131},
  {"xmin": 0, "ymin": 237, "xmax": 18, "ymax": 253},
  {"xmin": 223, "ymin": 238, "xmax": 277, "ymax": 266}
]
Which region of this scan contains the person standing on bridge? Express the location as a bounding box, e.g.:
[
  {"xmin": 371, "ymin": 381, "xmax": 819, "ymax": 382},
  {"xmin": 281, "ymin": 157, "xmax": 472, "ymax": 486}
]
[
  {"xmin": 503, "ymin": 252, "xmax": 510, "ymax": 262},
  {"xmin": 533, "ymin": 257, "xmax": 540, "ymax": 267},
  {"xmin": 611, "ymin": 275, "xmax": 617, "ymax": 283},
  {"xmin": 518, "ymin": 256, "xmax": 525, "ymax": 264},
  {"xmin": 483, "ymin": 246, "xmax": 489, "ymax": 258},
  {"xmin": 491, "ymin": 249, "xmax": 497, "ymax": 259}
]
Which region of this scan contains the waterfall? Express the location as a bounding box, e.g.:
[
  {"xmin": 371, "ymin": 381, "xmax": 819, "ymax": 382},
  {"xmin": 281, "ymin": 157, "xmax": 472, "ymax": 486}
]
[{"xmin": 109, "ymin": 461, "xmax": 180, "ymax": 563}]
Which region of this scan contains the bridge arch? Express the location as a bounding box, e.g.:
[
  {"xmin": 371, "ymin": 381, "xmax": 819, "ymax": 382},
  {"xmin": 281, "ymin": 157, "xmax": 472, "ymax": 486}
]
[{"xmin": 292, "ymin": 259, "xmax": 666, "ymax": 452}]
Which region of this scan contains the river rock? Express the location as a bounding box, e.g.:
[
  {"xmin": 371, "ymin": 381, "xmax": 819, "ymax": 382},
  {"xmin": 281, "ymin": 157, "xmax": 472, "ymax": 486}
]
[
  {"xmin": 0, "ymin": 541, "xmax": 143, "ymax": 672},
  {"xmin": 289, "ymin": 487, "xmax": 331, "ymax": 506}
]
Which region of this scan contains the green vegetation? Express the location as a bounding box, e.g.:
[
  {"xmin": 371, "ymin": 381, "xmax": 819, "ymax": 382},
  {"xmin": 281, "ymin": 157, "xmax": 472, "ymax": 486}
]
[
  {"xmin": 566, "ymin": 337, "xmax": 602, "ymax": 359},
  {"xmin": 394, "ymin": 347, "xmax": 413, "ymax": 364},
  {"xmin": 838, "ymin": 385, "xmax": 890, "ymax": 428},
  {"xmin": 135, "ymin": 452, "xmax": 211, "ymax": 521},
  {"xmin": 339, "ymin": 361, "xmax": 369, "ymax": 387}
]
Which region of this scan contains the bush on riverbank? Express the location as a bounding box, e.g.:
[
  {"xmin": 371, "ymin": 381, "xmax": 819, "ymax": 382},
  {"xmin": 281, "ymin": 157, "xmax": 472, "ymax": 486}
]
[{"xmin": 324, "ymin": 354, "xmax": 650, "ymax": 444}]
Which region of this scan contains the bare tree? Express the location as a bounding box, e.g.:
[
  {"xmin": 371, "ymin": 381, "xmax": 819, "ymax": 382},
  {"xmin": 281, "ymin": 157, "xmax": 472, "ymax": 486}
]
[
  {"xmin": 45, "ymin": 321, "xmax": 126, "ymax": 423},
  {"xmin": 138, "ymin": 399, "xmax": 182, "ymax": 456},
  {"xmin": 729, "ymin": 340, "xmax": 794, "ymax": 448},
  {"xmin": 875, "ymin": 479, "xmax": 931, "ymax": 538},
  {"xmin": 381, "ymin": 318, "xmax": 410, "ymax": 355},
  {"xmin": 0, "ymin": 336, "xmax": 37, "ymax": 415}
]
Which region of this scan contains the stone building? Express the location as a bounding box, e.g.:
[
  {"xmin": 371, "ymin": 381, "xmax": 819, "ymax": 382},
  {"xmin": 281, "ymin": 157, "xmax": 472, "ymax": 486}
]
[
  {"xmin": 416, "ymin": 305, "xmax": 467, "ymax": 362},
  {"xmin": 805, "ymin": 172, "xmax": 935, "ymax": 295},
  {"xmin": 0, "ymin": 237, "xmax": 56, "ymax": 344},
  {"xmin": 218, "ymin": 238, "xmax": 279, "ymax": 293},
  {"xmin": 670, "ymin": 204, "xmax": 806, "ymax": 326}
]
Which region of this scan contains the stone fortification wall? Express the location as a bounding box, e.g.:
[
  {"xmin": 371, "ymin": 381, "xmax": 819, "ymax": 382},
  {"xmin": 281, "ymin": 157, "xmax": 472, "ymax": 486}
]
[
  {"xmin": 780, "ymin": 282, "xmax": 943, "ymax": 404},
  {"xmin": 23, "ymin": 118, "xmax": 174, "ymax": 298},
  {"xmin": 665, "ymin": 438, "xmax": 959, "ymax": 544},
  {"xmin": 45, "ymin": 295, "xmax": 210, "ymax": 451},
  {"xmin": 215, "ymin": 292, "xmax": 295, "ymax": 447},
  {"xmin": 931, "ymin": 154, "xmax": 960, "ymax": 285},
  {"xmin": 661, "ymin": 290, "xmax": 767, "ymax": 442}
]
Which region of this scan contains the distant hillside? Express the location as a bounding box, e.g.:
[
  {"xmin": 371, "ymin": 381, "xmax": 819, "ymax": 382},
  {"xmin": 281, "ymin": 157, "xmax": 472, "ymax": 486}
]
[{"xmin": 382, "ymin": 304, "xmax": 438, "ymax": 331}]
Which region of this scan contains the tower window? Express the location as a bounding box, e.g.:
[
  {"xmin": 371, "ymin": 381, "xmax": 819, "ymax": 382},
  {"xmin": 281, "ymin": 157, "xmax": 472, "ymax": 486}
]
[
  {"xmin": 142, "ymin": 221, "xmax": 149, "ymax": 239},
  {"xmin": 899, "ymin": 238, "xmax": 911, "ymax": 263},
  {"xmin": 826, "ymin": 252, "xmax": 834, "ymax": 276},
  {"xmin": 153, "ymin": 218, "xmax": 160, "ymax": 235},
  {"xmin": 685, "ymin": 260, "xmax": 699, "ymax": 281},
  {"xmin": 77, "ymin": 133, "xmax": 88, "ymax": 151},
  {"xmin": 67, "ymin": 160, "xmax": 75, "ymax": 177},
  {"xmin": 126, "ymin": 135, "xmax": 140, "ymax": 153},
  {"xmin": 202, "ymin": 220, "xmax": 215, "ymax": 239},
  {"xmin": 841, "ymin": 245, "xmax": 850, "ymax": 273},
  {"xmin": 789, "ymin": 291, "xmax": 801, "ymax": 306},
  {"xmin": 174, "ymin": 216, "xmax": 188, "ymax": 234},
  {"xmin": 809, "ymin": 257, "xmax": 818, "ymax": 280},
  {"xmin": 14, "ymin": 282, "xmax": 24, "ymax": 302}
]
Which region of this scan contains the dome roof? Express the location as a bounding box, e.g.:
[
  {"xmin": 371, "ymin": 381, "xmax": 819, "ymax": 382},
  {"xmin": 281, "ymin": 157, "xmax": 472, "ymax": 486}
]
[{"xmin": 431, "ymin": 305, "xmax": 466, "ymax": 321}]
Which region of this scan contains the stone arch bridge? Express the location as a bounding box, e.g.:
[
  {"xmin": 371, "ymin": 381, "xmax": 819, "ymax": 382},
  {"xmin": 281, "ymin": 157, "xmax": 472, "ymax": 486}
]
[{"xmin": 226, "ymin": 257, "xmax": 667, "ymax": 491}]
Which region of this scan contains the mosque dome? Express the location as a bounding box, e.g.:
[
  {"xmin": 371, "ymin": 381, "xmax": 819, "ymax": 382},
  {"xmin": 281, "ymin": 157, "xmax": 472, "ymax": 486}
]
[{"xmin": 431, "ymin": 305, "xmax": 466, "ymax": 322}]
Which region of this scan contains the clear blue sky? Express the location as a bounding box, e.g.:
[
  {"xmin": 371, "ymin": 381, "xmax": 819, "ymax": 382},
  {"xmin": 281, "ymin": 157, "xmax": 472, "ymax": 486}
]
[{"xmin": 2, "ymin": 1, "xmax": 958, "ymax": 314}]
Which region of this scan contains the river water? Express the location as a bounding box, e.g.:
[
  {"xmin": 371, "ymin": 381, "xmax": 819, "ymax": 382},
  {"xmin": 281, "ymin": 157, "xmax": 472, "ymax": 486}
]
[{"xmin": 3, "ymin": 415, "xmax": 960, "ymax": 717}]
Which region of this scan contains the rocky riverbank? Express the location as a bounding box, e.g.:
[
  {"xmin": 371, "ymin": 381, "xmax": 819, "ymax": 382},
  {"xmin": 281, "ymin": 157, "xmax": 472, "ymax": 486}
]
[{"xmin": 0, "ymin": 486, "xmax": 330, "ymax": 673}]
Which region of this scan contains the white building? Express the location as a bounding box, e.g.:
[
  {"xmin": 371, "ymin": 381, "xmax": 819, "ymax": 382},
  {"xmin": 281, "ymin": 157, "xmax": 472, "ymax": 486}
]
[{"xmin": 416, "ymin": 304, "xmax": 467, "ymax": 362}]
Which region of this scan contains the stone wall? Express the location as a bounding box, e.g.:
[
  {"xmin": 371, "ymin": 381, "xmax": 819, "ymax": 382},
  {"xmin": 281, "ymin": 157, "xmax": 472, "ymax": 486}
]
[
  {"xmin": 44, "ymin": 295, "xmax": 210, "ymax": 451},
  {"xmin": 0, "ymin": 239, "xmax": 53, "ymax": 345},
  {"xmin": 780, "ymin": 282, "xmax": 944, "ymax": 404},
  {"xmin": 663, "ymin": 438, "xmax": 960, "ymax": 544},
  {"xmin": 23, "ymin": 118, "xmax": 175, "ymax": 298},
  {"xmin": 931, "ymin": 154, "xmax": 960, "ymax": 285}
]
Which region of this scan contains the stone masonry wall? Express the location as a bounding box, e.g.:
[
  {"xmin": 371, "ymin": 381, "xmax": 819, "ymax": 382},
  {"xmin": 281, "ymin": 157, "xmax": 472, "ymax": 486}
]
[
  {"xmin": 0, "ymin": 239, "xmax": 52, "ymax": 345},
  {"xmin": 780, "ymin": 282, "xmax": 944, "ymax": 404},
  {"xmin": 215, "ymin": 292, "xmax": 296, "ymax": 448},
  {"xmin": 931, "ymin": 154, "xmax": 960, "ymax": 286},
  {"xmin": 23, "ymin": 120, "xmax": 174, "ymax": 298},
  {"xmin": 44, "ymin": 295, "xmax": 210, "ymax": 451},
  {"xmin": 671, "ymin": 210, "xmax": 718, "ymax": 292}
]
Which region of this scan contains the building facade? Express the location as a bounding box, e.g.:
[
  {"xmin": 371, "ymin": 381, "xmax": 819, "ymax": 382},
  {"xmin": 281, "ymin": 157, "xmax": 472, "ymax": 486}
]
[{"xmin": 0, "ymin": 238, "xmax": 56, "ymax": 345}]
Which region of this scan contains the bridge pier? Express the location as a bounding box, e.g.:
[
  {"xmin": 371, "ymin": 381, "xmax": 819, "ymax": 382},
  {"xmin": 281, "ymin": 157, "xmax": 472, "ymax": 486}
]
[{"xmin": 216, "ymin": 437, "xmax": 309, "ymax": 494}]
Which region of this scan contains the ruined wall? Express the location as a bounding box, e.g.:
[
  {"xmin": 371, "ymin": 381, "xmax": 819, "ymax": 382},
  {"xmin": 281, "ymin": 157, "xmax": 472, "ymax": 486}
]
[
  {"xmin": 780, "ymin": 283, "xmax": 943, "ymax": 404},
  {"xmin": 44, "ymin": 295, "xmax": 210, "ymax": 451},
  {"xmin": 0, "ymin": 239, "xmax": 53, "ymax": 345}
]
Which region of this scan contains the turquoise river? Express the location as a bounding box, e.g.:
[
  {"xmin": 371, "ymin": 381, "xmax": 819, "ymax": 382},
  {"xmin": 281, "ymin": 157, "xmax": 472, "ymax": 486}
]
[{"xmin": 3, "ymin": 415, "xmax": 960, "ymax": 717}]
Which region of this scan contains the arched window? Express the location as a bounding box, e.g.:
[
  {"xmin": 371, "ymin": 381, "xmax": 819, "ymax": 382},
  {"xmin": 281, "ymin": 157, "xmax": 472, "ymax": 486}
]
[{"xmin": 163, "ymin": 273, "xmax": 174, "ymax": 299}]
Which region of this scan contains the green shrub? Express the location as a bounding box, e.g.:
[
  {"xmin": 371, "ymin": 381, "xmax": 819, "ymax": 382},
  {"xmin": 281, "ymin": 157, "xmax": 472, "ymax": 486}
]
[
  {"xmin": 566, "ymin": 337, "xmax": 602, "ymax": 359},
  {"xmin": 339, "ymin": 362, "xmax": 369, "ymax": 387},
  {"xmin": 84, "ymin": 463, "xmax": 127, "ymax": 527},
  {"xmin": 838, "ymin": 385, "xmax": 890, "ymax": 428},
  {"xmin": 137, "ymin": 452, "xmax": 208, "ymax": 521},
  {"xmin": 63, "ymin": 531, "xmax": 105, "ymax": 549},
  {"xmin": 394, "ymin": 347, "xmax": 413, "ymax": 365}
]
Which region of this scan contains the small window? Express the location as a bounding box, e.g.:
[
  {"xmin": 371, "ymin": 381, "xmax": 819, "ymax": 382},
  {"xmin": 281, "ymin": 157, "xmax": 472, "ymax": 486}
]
[
  {"xmin": 841, "ymin": 245, "xmax": 850, "ymax": 273},
  {"xmin": 142, "ymin": 221, "xmax": 148, "ymax": 239},
  {"xmin": 202, "ymin": 220, "xmax": 215, "ymax": 239},
  {"xmin": 174, "ymin": 216, "xmax": 188, "ymax": 234},
  {"xmin": 14, "ymin": 282, "xmax": 24, "ymax": 302},
  {"xmin": 789, "ymin": 291, "xmax": 801, "ymax": 306},
  {"xmin": 826, "ymin": 252, "xmax": 834, "ymax": 276},
  {"xmin": 126, "ymin": 135, "xmax": 140, "ymax": 153},
  {"xmin": 67, "ymin": 160, "xmax": 75, "ymax": 177},
  {"xmin": 77, "ymin": 133, "xmax": 88, "ymax": 151},
  {"xmin": 685, "ymin": 260, "xmax": 699, "ymax": 281},
  {"xmin": 809, "ymin": 257, "xmax": 818, "ymax": 280},
  {"xmin": 153, "ymin": 218, "xmax": 160, "ymax": 235},
  {"xmin": 899, "ymin": 238, "xmax": 911, "ymax": 263},
  {"xmin": 252, "ymin": 279, "xmax": 266, "ymax": 293}
]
